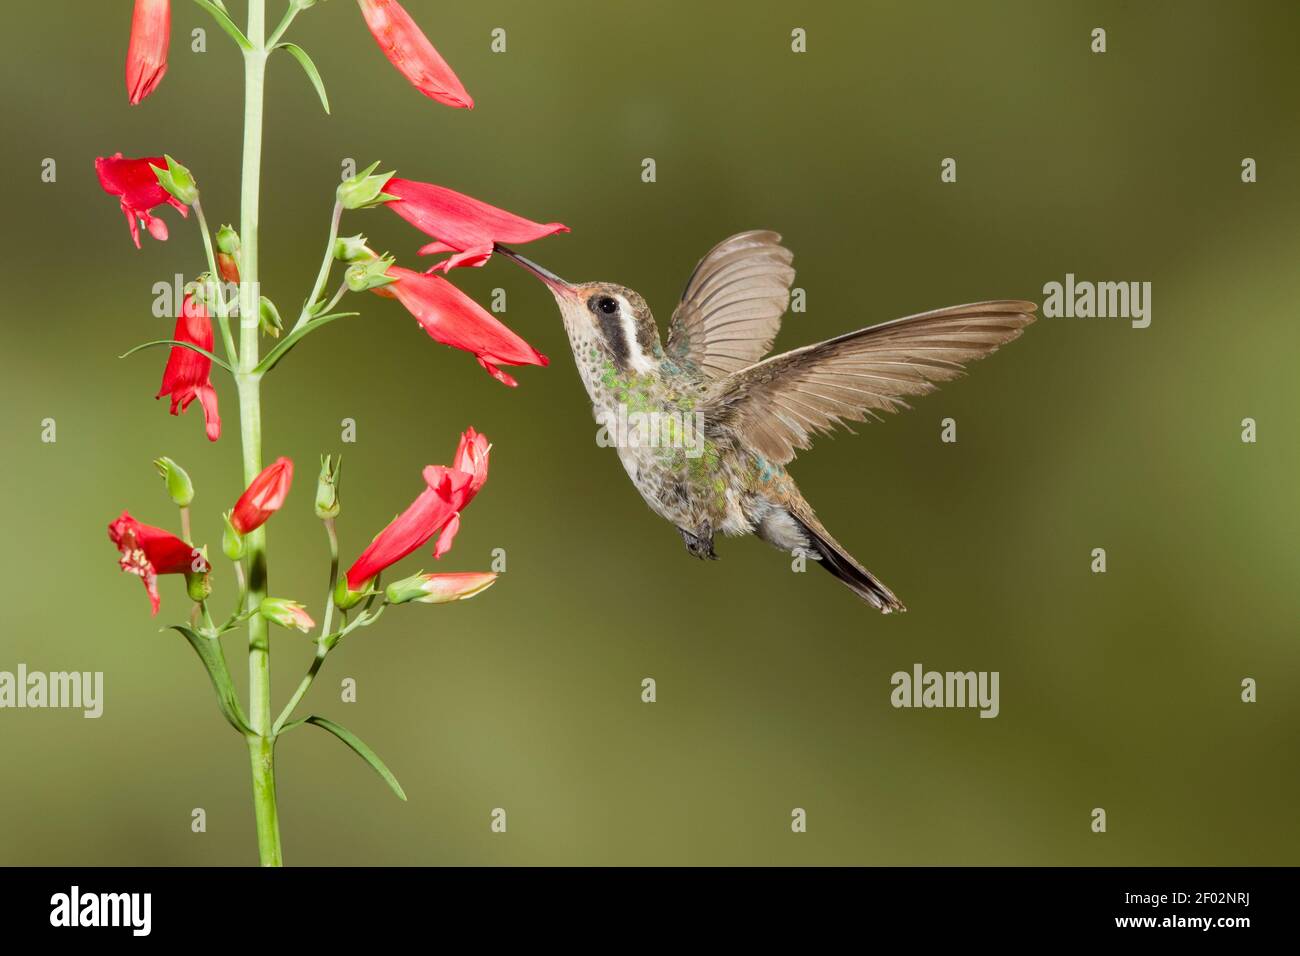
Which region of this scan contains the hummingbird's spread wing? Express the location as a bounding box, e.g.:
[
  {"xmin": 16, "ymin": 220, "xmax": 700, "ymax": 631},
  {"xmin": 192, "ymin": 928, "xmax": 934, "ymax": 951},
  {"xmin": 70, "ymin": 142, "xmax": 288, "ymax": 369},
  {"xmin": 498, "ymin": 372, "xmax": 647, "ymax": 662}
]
[
  {"xmin": 703, "ymin": 300, "xmax": 1036, "ymax": 465},
  {"xmin": 666, "ymin": 231, "xmax": 795, "ymax": 379}
]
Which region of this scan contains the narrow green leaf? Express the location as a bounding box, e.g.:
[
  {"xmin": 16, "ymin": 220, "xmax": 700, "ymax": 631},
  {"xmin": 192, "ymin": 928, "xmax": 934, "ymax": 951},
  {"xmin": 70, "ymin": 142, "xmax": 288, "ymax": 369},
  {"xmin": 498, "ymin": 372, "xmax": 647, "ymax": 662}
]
[
  {"xmin": 168, "ymin": 625, "xmax": 254, "ymax": 735},
  {"xmin": 120, "ymin": 339, "xmax": 234, "ymax": 374},
  {"xmin": 190, "ymin": 0, "xmax": 252, "ymax": 51},
  {"xmin": 255, "ymin": 312, "xmax": 360, "ymax": 375},
  {"xmin": 296, "ymin": 715, "xmax": 407, "ymax": 800},
  {"xmin": 277, "ymin": 43, "xmax": 331, "ymax": 115}
]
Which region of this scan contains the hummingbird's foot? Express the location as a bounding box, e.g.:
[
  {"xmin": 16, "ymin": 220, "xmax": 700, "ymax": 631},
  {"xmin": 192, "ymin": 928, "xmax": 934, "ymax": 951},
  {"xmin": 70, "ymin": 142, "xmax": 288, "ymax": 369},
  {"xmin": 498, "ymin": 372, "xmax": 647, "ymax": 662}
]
[{"xmin": 678, "ymin": 525, "xmax": 718, "ymax": 560}]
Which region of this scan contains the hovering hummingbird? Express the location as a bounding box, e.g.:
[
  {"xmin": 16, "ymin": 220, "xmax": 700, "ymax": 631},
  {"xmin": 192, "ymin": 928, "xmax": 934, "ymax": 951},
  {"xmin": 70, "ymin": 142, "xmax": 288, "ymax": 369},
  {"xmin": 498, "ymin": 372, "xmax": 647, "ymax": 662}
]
[{"xmin": 497, "ymin": 232, "xmax": 1035, "ymax": 612}]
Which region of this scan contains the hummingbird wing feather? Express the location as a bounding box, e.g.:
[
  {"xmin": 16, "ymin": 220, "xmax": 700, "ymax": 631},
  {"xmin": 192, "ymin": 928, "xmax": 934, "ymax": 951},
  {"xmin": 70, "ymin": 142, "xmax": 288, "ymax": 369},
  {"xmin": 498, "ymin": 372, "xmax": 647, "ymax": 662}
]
[
  {"xmin": 704, "ymin": 300, "xmax": 1036, "ymax": 464},
  {"xmin": 666, "ymin": 231, "xmax": 796, "ymax": 378}
]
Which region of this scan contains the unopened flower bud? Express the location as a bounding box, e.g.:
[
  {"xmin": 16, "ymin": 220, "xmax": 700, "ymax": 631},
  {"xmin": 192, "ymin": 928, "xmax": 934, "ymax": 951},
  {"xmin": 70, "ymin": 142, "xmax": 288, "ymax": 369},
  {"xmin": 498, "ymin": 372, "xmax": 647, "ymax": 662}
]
[
  {"xmin": 215, "ymin": 224, "xmax": 241, "ymax": 256},
  {"xmin": 385, "ymin": 571, "xmax": 497, "ymax": 606},
  {"xmin": 259, "ymin": 296, "xmax": 283, "ymax": 338},
  {"xmin": 345, "ymin": 255, "xmax": 397, "ymax": 293},
  {"xmin": 222, "ymin": 510, "xmax": 244, "ymax": 561},
  {"xmin": 315, "ymin": 454, "xmax": 341, "ymax": 519},
  {"xmin": 151, "ymin": 154, "xmax": 198, "ymax": 205},
  {"xmin": 153, "ymin": 456, "xmax": 194, "ymax": 507},
  {"xmin": 216, "ymin": 225, "xmax": 242, "ymax": 282},
  {"xmin": 216, "ymin": 252, "xmax": 241, "ymax": 284},
  {"xmin": 259, "ymin": 598, "xmax": 315, "ymax": 633},
  {"xmin": 337, "ymin": 161, "xmax": 396, "ymax": 210},
  {"xmin": 334, "ymin": 233, "xmax": 374, "ymax": 262}
]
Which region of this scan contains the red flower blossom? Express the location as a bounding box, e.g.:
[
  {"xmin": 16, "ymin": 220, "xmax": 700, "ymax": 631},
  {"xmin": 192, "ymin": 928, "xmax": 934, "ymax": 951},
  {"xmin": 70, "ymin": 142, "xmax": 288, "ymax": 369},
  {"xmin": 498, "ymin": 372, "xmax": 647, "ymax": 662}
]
[
  {"xmin": 157, "ymin": 293, "xmax": 221, "ymax": 441},
  {"xmin": 356, "ymin": 0, "xmax": 473, "ymax": 109},
  {"xmin": 380, "ymin": 266, "xmax": 547, "ymax": 387},
  {"xmin": 96, "ymin": 152, "xmax": 189, "ymax": 248},
  {"xmin": 344, "ymin": 428, "xmax": 489, "ymax": 590},
  {"xmin": 385, "ymin": 178, "xmax": 568, "ymax": 272},
  {"xmin": 108, "ymin": 511, "xmax": 195, "ymax": 615},
  {"xmin": 230, "ymin": 457, "xmax": 294, "ymax": 535},
  {"xmin": 126, "ymin": 0, "xmax": 170, "ymax": 105}
]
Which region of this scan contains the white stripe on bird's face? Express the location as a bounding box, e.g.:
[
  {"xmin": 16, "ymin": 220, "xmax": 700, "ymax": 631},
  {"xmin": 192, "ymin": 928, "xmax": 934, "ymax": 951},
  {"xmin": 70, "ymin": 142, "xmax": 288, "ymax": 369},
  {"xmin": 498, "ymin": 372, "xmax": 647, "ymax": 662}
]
[{"xmin": 613, "ymin": 293, "xmax": 656, "ymax": 374}]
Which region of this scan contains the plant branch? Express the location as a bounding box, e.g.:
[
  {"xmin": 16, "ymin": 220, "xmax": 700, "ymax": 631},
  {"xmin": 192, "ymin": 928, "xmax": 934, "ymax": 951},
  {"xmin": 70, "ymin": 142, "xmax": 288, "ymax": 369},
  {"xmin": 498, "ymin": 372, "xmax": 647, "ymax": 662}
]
[
  {"xmin": 320, "ymin": 516, "xmax": 340, "ymax": 639},
  {"xmin": 192, "ymin": 198, "xmax": 239, "ymax": 363},
  {"xmin": 295, "ymin": 200, "xmax": 344, "ymax": 332},
  {"xmin": 266, "ymin": 2, "xmax": 303, "ymax": 48}
]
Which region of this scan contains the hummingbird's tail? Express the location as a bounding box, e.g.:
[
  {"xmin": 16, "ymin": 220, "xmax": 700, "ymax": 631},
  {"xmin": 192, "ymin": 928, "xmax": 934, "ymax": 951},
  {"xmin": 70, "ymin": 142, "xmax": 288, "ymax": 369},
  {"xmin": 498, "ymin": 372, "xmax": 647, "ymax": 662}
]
[{"xmin": 780, "ymin": 504, "xmax": 906, "ymax": 614}]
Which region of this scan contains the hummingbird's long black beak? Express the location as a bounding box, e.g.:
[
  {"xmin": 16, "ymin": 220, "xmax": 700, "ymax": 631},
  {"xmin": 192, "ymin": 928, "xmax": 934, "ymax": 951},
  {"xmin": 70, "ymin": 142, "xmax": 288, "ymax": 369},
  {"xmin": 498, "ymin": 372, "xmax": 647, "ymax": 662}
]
[{"xmin": 494, "ymin": 243, "xmax": 572, "ymax": 293}]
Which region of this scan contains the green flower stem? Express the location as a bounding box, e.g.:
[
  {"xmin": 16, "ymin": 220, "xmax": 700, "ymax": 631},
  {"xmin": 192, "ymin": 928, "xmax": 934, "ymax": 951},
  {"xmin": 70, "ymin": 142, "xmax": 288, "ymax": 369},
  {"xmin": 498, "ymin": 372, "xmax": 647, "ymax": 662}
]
[
  {"xmin": 266, "ymin": 2, "xmax": 303, "ymax": 49},
  {"xmin": 272, "ymin": 639, "xmax": 332, "ymax": 736},
  {"xmin": 320, "ymin": 516, "xmax": 340, "ymax": 640},
  {"xmin": 232, "ymin": 559, "xmax": 248, "ymax": 606},
  {"xmin": 294, "ymin": 201, "xmax": 344, "ymax": 332},
  {"xmin": 271, "ymin": 514, "xmax": 343, "ymax": 735},
  {"xmin": 320, "ymin": 281, "xmax": 349, "ymax": 318},
  {"xmin": 237, "ymin": 0, "xmax": 282, "ymax": 868},
  {"xmin": 191, "ymin": 198, "xmax": 239, "ymax": 364}
]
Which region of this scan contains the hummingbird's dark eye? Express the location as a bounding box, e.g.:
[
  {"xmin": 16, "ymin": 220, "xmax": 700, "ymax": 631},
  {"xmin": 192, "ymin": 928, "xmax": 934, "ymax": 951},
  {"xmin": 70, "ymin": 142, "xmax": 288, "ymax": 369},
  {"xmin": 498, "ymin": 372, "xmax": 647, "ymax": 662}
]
[{"xmin": 591, "ymin": 295, "xmax": 619, "ymax": 316}]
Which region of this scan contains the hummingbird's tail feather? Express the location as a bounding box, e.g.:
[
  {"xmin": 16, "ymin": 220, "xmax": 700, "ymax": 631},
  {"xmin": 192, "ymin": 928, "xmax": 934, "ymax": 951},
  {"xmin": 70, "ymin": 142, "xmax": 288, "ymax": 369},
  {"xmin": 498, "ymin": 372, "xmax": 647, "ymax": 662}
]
[{"xmin": 782, "ymin": 507, "xmax": 906, "ymax": 614}]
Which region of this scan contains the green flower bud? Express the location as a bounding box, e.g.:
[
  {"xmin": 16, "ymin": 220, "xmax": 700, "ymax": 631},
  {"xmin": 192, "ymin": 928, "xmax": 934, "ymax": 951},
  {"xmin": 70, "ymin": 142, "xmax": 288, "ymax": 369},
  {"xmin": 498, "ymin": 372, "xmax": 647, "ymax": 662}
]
[
  {"xmin": 215, "ymin": 224, "xmax": 241, "ymax": 257},
  {"xmin": 153, "ymin": 456, "xmax": 194, "ymax": 508},
  {"xmin": 337, "ymin": 161, "xmax": 396, "ymax": 210},
  {"xmin": 259, "ymin": 598, "xmax": 315, "ymax": 633},
  {"xmin": 386, "ymin": 571, "xmax": 497, "ymax": 606},
  {"xmin": 150, "ymin": 154, "xmax": 198, "ymax": 205},
  {"xmin": 222, "ymin": 511, "xmax": 245, "ymax": 561},
  {"xmin": 315, "ymin": 454, "xmax": 341, "ymax": 519},
  {"xmin": 334, "ymin": 233, "xmax": 374, "ymax": 262},
  {"xmin": 345, "ymin": 254, "xmax": 397, "ymax": 293},
  {"xmin": 259, "ymin": 296, "xmax": 283, "ymax": 338}
]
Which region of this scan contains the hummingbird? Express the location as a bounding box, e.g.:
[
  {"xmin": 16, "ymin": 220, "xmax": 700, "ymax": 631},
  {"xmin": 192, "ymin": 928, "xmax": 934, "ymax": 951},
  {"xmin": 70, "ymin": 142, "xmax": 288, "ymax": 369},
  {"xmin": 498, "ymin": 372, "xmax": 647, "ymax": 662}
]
[{"xmin": 497, "ymin": 232, "xmax": 1035, "ymax": 612}]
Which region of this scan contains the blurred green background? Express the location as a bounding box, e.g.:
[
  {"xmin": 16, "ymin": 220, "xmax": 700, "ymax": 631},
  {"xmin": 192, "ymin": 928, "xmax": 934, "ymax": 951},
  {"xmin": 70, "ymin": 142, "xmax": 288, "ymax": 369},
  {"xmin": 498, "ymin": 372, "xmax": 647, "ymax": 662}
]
[{"xmin": 1, "ymin": 0, "xmax": 1297, "ymax": 865}]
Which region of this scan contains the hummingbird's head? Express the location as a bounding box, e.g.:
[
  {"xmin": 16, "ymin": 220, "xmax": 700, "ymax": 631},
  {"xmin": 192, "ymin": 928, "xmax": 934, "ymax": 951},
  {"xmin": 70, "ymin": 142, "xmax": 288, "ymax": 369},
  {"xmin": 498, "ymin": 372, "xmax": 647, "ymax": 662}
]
[{"xmin": 495, "ymin": 244, "xmax": 662, "ymax": 374}]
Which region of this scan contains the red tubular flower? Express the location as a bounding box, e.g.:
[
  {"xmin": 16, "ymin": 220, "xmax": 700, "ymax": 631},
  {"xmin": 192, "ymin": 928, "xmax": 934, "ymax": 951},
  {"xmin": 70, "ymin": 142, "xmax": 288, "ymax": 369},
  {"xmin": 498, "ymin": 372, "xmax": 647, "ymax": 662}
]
[
  {"xmin": 344, "ymin": 429, "xmax": 489, "ymax": 590},
  {"xmin": 157, "ymin": 293, "xmax": 221, "ymax": 441},
  {"xmin": 381, "ymin": 267, "xmax": 547, "ymax": 386},
  {"xmin": 385, "ymin": 178, "xmax": 568, "ymax": 272},
  {"xmin": 126, "ymin": 0, "xmax": 170, "ymax": 105},
  {"xmin": 96, "ymin": 153, "xmax": 189, "ymax": 248},
  {"xmin": 356, "ymin": 0, "xmax": 473, "ymax": 109},
  {"xmin": 108, "ymin": 511, "xmax": 194, "ymax": 615},
  {"xmin": 231, "ymin": 457, "xmax": 294, "ymax": 535}
]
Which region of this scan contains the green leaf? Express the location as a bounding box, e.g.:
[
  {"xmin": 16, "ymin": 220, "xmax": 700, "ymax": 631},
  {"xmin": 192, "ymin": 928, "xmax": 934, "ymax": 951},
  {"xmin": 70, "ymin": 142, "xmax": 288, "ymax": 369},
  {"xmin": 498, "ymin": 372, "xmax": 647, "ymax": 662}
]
[
  {"xmin": 254, "ymin": 312, "xmax": 359, "ymax": 375},
  {"xmin": 120, "ymin": 339, "xmax": 234, "ymax": 374},
  {"xmin": 190, "ymin": 0, "xmax": 252, "ymax": 51},
  {"xmin": 277, "ymin": 43, "xmax": 330, "ymax": 114},
  {"xmin": 290, "ymin": 715, "xmax": 407, "ymax": 800},
  {"xmin": 168, "ymin": 625, "xmax": 254, "ymax": 735}
]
